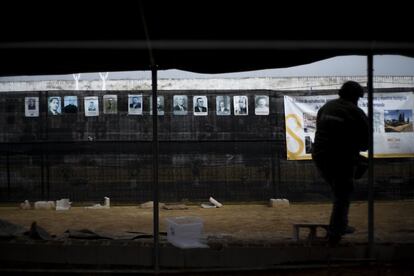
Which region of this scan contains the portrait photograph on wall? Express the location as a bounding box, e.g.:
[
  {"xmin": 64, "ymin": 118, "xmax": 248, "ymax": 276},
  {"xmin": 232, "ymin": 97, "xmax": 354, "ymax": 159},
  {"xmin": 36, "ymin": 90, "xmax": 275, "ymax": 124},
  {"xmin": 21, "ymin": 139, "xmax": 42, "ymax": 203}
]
[
  {"xmin": 234, "ymin": 95, "xmax": 248, "ymax": 116},
  {"xmin": 255, "ymin": 95, "xmax": 269, "ymax": 115},
  {"xmin": 173, "ymin": 95, "xmax": 188, "ymax": 115},
  {"xmin": 48, "ymin": 96, "xmax": 62, "ymax": 115},
  {"xmin": 193, "ymin": 96, "xmax": 208, "ymax": 116},
  {"xmin": 84, "ymin": 96, "xmax": 99, "ymax": 117},
  {"xmin": 25, "ymin": 96, "xmax": 39, "ymax": 117},
  {"xmin": 63, "ymin": 96, "xmax": 78, "ymax": 113},
  {"xmin": 216, "ymin": 95, "xmax": 231, "ymax": 116},
  {"xmin": 103, "ymin": 95, "xmax": 118, "ymax": 114},
  {"xmin": 128, "ymin": 94, "xmax": 143, "ymax": 115},
  {"xmin": 150, "ymin": 95, "xmax": 165, "ymax": 115}
]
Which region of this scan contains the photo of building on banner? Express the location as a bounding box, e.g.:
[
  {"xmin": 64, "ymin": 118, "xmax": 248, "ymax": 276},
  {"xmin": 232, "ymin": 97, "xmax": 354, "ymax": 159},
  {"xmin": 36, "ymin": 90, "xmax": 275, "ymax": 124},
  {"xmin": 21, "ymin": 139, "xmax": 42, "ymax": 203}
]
[
  {"xmin": 283, "ymin": 92, "xmax": 414, "ymax": 160},
  {"xmin": 358, "ymin": 92, "xmax": 414, "ymax": 158}
]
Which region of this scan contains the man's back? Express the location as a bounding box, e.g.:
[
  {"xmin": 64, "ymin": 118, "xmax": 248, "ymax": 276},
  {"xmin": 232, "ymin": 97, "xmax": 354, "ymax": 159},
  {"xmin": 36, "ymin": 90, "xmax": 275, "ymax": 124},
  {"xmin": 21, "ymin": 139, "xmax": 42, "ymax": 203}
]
[{"xmin": 313, "ymin": 98, "xmax": 368, "ymax": 163}]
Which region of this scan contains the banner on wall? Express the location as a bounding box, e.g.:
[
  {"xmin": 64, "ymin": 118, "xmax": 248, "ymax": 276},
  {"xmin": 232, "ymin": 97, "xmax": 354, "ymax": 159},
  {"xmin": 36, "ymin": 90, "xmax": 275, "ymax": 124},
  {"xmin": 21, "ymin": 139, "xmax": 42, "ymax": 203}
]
[{"xmin": 284, "ymin": 92, "xmax": 414, "ymax": 160}]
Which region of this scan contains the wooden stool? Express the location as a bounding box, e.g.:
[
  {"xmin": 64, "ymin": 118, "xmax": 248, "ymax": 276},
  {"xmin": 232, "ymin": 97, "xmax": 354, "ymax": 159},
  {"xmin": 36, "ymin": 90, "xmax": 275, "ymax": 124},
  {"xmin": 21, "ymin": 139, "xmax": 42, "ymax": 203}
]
[{"xmin": 293, "ymin": 223, "xmax": 329, "ymax": 241}]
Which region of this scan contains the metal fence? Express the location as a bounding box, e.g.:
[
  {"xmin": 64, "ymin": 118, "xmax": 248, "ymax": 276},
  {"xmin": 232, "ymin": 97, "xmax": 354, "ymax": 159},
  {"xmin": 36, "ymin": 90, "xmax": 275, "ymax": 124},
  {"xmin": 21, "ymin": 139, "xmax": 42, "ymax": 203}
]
[{"xmin": 0, "ymin": 89, "xmax": 413, "ymax": 202}]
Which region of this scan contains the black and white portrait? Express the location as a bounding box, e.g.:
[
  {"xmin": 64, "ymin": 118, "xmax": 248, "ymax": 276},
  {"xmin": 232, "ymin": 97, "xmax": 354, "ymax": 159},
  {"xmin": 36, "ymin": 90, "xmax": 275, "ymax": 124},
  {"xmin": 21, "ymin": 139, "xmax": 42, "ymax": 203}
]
[
  {"xmin": 234, "ymin": 96, "xmax": 248, "ymax": 115},
  {"xmin": 84, "ymin": 96, "xmax": 99, "ymax": 117},
  {"xmin": 48, "ymin": 96, "xmax": 62, "ymax": 115},
  {"xmin": 173, "ymin": 95, "xmax": 188, "ymax": 115},
  {"xmin": 103, "ymin": 95, "xmax": 118, "ymax": 114},
  {"xmin": 255, "ymin": 95, "xmax": 269, "ymax": 115},
  {"xmin": 216, "ymin": 96, "xmax": 231, "ymax": 116},
  {"xmin": 193, "ymin": 96, "xmax": 208, "ymax": 116},
  {"xmin": 25, "ymin": 97, "xmax": 39, "ymax": 117},
  {"xmin": 128, "ymin": 95, "xmax": 143, "ymax": 115},
  {"xmin": 150, "ymin": 96, "xmax": 165, "ymax": 115},
  {"xmin": 63, "ymin": 96, "xmax": 78, "ymax": 113}
]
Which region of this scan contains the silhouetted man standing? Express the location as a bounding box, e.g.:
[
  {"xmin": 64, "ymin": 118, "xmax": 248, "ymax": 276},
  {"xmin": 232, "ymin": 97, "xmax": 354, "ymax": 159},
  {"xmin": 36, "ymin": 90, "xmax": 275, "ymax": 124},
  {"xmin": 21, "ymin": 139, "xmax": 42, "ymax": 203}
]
[{"xmin": 312, "ymin": 81, "xmax": 368, "ymax": 245}]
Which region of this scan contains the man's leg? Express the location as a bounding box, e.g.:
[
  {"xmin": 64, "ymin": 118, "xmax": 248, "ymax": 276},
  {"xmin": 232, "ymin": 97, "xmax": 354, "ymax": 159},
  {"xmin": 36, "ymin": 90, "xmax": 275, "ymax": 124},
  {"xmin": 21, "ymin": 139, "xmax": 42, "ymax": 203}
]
[
  {"xmin": 313, "ymin": 157, "xmax": 355, "ymax": 244},
  {"xmin": 328, "ymin": 176, "xmax": 354, "ymax": 244}
]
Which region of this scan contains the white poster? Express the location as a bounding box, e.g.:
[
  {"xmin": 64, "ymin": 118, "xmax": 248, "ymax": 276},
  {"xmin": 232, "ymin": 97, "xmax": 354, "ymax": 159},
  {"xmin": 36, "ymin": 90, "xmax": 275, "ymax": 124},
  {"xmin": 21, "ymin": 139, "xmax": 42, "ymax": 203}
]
[
  {"xmin": 216, "ymin": 95, "xmax": 231, "ymax": 116},
  {"xmin": 84, "ymin": 96, "xmax": 99, "ymax": 117},
  {"xmin": 25, "ymin": 96, "xmax": 39, "ymax": 117},
  {"xmin": 149, "ymin": 96, "xmax": 165, "ymax": 115},
  {"xmin": 234, "ymin": 95, "xmax": 248, "ymax": 115},
  {"xmin": 103, "ymin": 94, "xmax": 118, "ymax": 114},
  {"xmin": 255, "ymin": 95, "xmax": 269, "ymax": 115},
  {"xmin": 284, "ymin": 92, "xmax": 414, "ymax": 160},
  {"xmin": 128, "ymin": 94, "xmax": 143, "ymax": 115},
  {"xmin": 63, "ymin": 96, "xmax": 78, "ymax": 113},
  {"xmin": 173, "ymin": 95, "xmax": 188, "ymax": 115},
  {"xmin": 193, "ymin": 95, "xmax": 208, "ymax": 116},
  {"xmin": 48, "ymin": 96, "xmax": 62, "ymax": 115}
]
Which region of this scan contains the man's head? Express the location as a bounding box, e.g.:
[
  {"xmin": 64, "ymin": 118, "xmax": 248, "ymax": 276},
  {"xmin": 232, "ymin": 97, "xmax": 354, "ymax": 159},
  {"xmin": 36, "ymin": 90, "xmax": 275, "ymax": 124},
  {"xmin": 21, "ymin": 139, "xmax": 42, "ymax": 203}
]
[
  {"xmin": 132, "ymin": 97, "xmax": 139, "ymax": 103},
  {"xmin": 176, "ymin": 96, "xmax": 185, "ymax": 105},
  {"xmin": 49, "ymin": 97, "xmax": 59, "ymax": 111},
  {"xmin": 338, "ymin": 81, "xmax": 364, "ymax": 103},
  {"xmin": 196, "ymin": 97, "xmax": 204, "ymax": 106},
  {"xmin": 257, "ymin": 97, "xmax": 267, "ymax": 107}
]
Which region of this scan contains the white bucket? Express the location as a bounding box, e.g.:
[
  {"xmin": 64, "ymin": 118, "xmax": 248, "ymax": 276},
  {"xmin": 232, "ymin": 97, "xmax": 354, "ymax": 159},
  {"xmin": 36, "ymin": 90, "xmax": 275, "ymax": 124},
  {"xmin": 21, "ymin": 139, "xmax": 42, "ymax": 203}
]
[{"xmin": 165, "ymin": 216, "xmax": 208, "ymax": 249}]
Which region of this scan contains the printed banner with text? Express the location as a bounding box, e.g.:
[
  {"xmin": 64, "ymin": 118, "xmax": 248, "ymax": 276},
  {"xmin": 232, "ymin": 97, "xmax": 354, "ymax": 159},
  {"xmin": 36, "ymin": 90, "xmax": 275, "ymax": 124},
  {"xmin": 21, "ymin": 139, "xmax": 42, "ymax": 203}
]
[{"xmin": 284, "ymin": 92, "xmax": 414, "ymax": 160}]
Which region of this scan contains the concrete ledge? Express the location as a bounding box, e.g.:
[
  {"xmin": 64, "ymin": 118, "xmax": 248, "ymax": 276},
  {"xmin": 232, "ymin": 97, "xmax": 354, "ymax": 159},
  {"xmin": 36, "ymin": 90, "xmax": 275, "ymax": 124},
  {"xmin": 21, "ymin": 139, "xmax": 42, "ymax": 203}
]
[{"xmin": 1, "ymin": 240, "xmax": 413, "ymax": 269}]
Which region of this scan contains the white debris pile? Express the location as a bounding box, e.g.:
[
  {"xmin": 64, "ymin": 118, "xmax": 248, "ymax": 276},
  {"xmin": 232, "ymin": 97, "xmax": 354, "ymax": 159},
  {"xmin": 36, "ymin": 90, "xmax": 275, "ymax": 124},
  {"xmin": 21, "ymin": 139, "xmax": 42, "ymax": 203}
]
[
  {"xmin": 34, "ymin": 201, "xmax": 55, "ymax": 210},
  {"xmin": 19, "ymin": 200, "xmax": 31, "ymax": 210},
  {"xmin": 209, "ymin": 197, "xmax": 223, "ymax": 208},
  {"xmin": 20, "ymin": 199, "xmax": 72, "ymax": 211},
  {"xmin": 269, "ymin": 198, "xmax": 290, "ymax": 208},
  {"xmin": 140, "ymin": 201, "xmax": 165, "ymax": 209},
  {"xmin": 201, "ymin": 197, "xmax": 223, "ymax": 208},
  {"xmin": 200, "ymin": 202, "xmax": 216, "ymax": 208},
  {"xmin": 56, "ymin": 198, "xmax": 72, "ymax": 211},
  {"xmin": 85, "ymin": 197, "xmax": 110, "ymax": 209}
]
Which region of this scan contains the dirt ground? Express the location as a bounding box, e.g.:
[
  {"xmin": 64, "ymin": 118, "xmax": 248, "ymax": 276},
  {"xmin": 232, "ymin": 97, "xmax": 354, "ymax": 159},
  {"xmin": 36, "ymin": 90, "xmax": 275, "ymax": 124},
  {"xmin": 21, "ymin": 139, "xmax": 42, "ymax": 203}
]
[{"xmin": 1, "ymin": 200, "xmax": 414, "ymax": 243}]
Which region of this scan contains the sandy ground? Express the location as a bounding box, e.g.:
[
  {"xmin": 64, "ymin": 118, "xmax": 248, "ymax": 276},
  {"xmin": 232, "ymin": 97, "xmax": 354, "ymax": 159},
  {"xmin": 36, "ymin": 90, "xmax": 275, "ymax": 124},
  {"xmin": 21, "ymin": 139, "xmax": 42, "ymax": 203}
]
[{"xmin": 1, "ymin": 200, "xmax": 414, "ymax": 243}]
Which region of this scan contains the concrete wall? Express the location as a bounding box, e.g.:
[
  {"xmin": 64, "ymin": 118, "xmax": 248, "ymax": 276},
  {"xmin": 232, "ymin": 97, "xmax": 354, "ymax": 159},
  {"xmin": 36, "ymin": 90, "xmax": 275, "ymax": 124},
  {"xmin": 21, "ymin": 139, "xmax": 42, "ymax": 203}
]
[
  {"xmin": 0, "ymin": 80, "xmax": 413, "ymax": 203},
  {"xmin": 1, "ymin": 76, "xmax": 414, "ymax": 91}
]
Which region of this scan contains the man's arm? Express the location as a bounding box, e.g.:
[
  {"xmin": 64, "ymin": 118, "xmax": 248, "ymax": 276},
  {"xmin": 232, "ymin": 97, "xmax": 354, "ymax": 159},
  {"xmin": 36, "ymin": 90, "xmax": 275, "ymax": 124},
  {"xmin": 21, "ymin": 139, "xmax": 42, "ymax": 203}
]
[{"xmin": 357, "ymin": 108, "xmax": 369, "ymax": 151}]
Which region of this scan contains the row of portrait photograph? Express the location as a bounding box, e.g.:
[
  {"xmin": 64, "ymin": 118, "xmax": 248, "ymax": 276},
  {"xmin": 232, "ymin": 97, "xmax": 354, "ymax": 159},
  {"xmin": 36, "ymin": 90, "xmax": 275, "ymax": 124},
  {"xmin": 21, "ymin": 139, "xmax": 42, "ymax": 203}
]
[{"xmin": 24, "ymin": 95, "xmax": 270, "ymax": 117}]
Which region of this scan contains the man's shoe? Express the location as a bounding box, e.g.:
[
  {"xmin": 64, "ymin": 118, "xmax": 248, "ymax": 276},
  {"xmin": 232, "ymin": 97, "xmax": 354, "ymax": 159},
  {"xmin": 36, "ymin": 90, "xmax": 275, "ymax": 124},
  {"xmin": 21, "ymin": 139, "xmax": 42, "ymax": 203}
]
[{"xmin": 327, "ymin": 234, "xmax": 341, "ymax": 247}]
